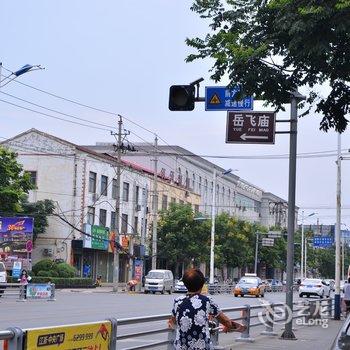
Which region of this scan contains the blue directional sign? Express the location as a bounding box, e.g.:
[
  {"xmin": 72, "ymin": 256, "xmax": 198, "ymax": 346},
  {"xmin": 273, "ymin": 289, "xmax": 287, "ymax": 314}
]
[
  {"xmin": 205, "ymin": 86, "xmax": 253, "ymax": 111},
  {"xmin": 313, "ymin": 236, "xmax": 334, "ymax": 248}
]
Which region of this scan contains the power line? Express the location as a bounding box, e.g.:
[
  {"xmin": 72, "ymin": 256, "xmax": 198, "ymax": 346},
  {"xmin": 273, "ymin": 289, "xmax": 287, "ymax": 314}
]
[
  {"xmin": 0, "ymin": 90, "xmax": 118, "ymax": 131},
  {"xmin": 0, "ymin": 98, "xmax": 112, "ymax": 132}
]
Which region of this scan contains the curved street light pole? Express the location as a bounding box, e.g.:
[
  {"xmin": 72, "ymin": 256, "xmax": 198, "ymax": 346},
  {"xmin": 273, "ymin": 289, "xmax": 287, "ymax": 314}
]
[{"xmin": 0, "ymin": 63, "xmax": 43, "ymax": 88}]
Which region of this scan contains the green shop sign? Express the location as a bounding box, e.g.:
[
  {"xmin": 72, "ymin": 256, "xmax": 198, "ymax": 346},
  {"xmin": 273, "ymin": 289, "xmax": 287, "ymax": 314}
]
[{"xmin": 83, "ymin": 224, "xmax": 109, "ymax": 250}]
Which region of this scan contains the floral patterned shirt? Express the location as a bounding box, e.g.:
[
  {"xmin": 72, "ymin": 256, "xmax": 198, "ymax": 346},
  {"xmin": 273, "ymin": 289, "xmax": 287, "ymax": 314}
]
[{"xmin": 171, "ymin": 294, "xmax": 220, "ymax": 350}]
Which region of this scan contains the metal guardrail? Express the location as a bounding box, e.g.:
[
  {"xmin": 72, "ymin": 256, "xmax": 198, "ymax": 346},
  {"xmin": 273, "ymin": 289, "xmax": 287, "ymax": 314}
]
[
  {"xmin": 0, "ymin": 283, "xmax": 55, "ymax": 301},
  {"xmin": 0, "ymin": 298, "xmax": 334, "ymax": 350}
]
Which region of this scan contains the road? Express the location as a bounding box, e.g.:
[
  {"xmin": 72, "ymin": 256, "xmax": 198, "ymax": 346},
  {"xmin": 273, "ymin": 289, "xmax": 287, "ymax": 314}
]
[{"xmin": 0, "ymin": 291, "xmax": 327, "ymax": 349}]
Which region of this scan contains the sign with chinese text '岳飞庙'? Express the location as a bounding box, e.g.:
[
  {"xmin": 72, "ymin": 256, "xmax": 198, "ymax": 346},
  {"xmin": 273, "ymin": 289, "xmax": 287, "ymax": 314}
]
[
  {"xmin": 25, "ymin": 321, "xmax": 112, "ymax": 350},
  {"xmin": 226, "ymin": 111, "xmax": 276, "ymax": 144}
]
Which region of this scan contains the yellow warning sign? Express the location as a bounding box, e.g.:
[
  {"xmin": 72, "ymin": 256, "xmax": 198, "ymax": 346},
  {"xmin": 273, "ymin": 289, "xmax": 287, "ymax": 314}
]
[{"xmin": 209, "ymin": 93, "xmax": 221, "ymax": 104}]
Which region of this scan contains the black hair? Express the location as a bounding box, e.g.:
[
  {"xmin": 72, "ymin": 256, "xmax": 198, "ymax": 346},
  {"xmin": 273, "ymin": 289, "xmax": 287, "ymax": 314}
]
[{"xmin": 182, "ymin": 268, "xmax": 205, "ymax": 292}]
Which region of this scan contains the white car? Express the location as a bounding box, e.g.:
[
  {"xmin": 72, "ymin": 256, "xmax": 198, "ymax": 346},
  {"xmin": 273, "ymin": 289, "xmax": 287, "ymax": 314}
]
[
  {"xmin": 299, "ymin": 278, "xmax": 331, "ymax": 298},
  {"xmin": 144, "ymin": 269, "xmax": 174, "ymax": 294},
  {"xmin": 174, "ymin": 279, "xmax": 188, "ymax": 293},
  {"xmin": 0, "ymin": 262, "xmax": 7, "ymax": 297}
]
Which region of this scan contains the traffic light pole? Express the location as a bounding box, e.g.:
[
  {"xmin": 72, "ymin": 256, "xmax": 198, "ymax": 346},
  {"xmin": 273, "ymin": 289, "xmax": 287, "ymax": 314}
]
[{"xmin": 281, "ymin": 91, "xmax": 304, "ymax": 340}]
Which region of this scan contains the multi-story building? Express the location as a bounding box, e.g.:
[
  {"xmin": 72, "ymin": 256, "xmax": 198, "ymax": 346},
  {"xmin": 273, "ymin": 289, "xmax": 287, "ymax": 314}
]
[
  {"xmin": 87, "ymin": 143, "xmax": 292, "ymax": 227},
  {"xmin": 2, "ymin": 129, "xmax": 151, "ymax": 282}
]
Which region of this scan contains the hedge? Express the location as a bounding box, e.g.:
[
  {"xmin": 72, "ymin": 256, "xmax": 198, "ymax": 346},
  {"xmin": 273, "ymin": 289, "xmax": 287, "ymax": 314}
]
[{"xmin": 7, "ymin": 276, "xmax": 94, "ymax": 288}]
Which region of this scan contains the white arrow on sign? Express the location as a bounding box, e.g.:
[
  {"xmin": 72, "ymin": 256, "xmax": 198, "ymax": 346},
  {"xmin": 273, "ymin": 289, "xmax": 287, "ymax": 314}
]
[{"xmin": 240, "ymin": 133, "xmax": 269, "ymax": 141}]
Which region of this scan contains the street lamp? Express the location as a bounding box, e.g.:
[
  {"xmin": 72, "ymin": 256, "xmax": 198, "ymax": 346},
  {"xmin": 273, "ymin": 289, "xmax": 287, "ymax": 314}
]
[
  {"xmin": 0, "ymin": 63, "xmax": 43, "ymax": 88},
  {"xmin": 209, "ymin": 168, "xmax": 235, "ymax": 284},
  {"xmin": 300, "ymin": 211, "xmax": 317, "ymax": 280}
]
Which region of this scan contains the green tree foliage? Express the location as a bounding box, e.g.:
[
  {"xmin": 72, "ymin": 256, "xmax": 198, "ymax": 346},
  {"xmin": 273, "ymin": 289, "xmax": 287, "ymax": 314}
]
[
  {"xmin": 21, "ymin": 198, "xmax": 55, "ymax": 242},
  {"xmin": 33, "ymin": 259, "xmax": 77, "ymax": 277},
  {"xmin": 187, "ymin": 0, "xmax": 350, "ymax": 132},
  {"xmin": 157, "ymin": 203, "xmax": 209, "ymax": 269},
  {"xmin": 0, "ymin": 147, "xmax": 33, "ymax": 212}
]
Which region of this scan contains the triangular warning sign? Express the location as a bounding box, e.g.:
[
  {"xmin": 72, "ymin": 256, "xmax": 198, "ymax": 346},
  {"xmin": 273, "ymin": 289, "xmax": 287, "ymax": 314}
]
[{"xmin": 209, "ymin": 93, "xmax": 221, "ymax": 104}]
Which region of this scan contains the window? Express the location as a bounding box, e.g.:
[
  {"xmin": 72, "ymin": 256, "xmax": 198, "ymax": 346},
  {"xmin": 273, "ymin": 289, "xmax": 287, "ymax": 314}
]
[
  {"xmin": 101, "ymin": 175, "xmax": 108, "ymax": 196},
  {"xmin": 110, "ymin": 212, "xmax": 116, "ymax": 230},
  {"xmin": 122, "ymin": 182, "xmax": 129, "ymax": 202},
  {"xmin": 205, "ymin": 179, "xmax": 208, "ymax": 193},
  {"xmin": 162, "ymin": 195, "xmax": 168, "ymax": 211},
  {"xmin": 99, "ymin": 209, "xmax": 107, "ymax": 227},
  {"xmin": 171, "ymin": 197, "xmax": 176, "ymax": 204},
  {"xmin": 199, "ymin": 176, "xmax": 202, "ymax": 192},
  {"xmin": 121, "ymin": 214, "xmax": 128, "ymax": 233},
  {"xmin": 112, "ymin": 179, "xmax": 118, "ymax": 199},
  {"xmin": 134, "ymin": 216, "xmax": 138, "ymax": 234},
  {"xmin": 87, "ymin": 206, "xmax": 95, "ymax": 225},
  {"xmin": 89, "ymin": 172, "xmax": 97, "ymax": 193},
  {"xmin": 135, "ymin": 186, "xmax": 140, "ymax": 205},
  {"xmin": 192, "ymin": 174, "xmax": 195, "ymax": 190},
  {"xmin": 27, "ymin": 171, "xmax": 37, "ymax": 186},
  {"xmin": 179, "ymin": 200, "xmax": 184, "ymax": 204},
  {"xmin": 194, "ymin": 204, "xmax": 199, "ymax": 213}
]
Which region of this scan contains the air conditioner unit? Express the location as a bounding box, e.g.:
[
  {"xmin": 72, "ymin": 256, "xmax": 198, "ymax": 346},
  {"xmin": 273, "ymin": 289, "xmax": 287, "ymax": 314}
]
[
  {"xmin": 135, "ymin": 204, "xmax": 141, "ymax": 212},
  {"xmin": 43, "ymin": 248, "xmax": 53, "ymax": 257}
]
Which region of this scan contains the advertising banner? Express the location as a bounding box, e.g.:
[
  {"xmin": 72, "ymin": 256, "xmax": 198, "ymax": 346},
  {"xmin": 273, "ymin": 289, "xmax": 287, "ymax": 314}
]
[
  {"xmin": 26, "ymin": 284, "xmax": 53, "ymax": 299},
  {"xmin": 134, "ymin": 259, "xmax": 143, "ymax": 282},
  {"xmin": 26, "ymin": 321, "xmax": 112, "ymax": 350},
  {"xmin": 0, "ymin": 217, "xmax": 34, "ymax": 255},
  {"xmin": 108, "ymin": 231, "xmax": 116, "ymax": 253},
  {"xmin": 12, "ymin": 261, "xmax": 22, "ymax": 279}
]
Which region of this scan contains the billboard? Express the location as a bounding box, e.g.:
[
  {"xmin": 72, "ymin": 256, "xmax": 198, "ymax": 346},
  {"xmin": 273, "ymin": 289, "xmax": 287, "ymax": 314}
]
[{"xmin": 0, "ymin": 217, "xmax": 34, "ymax": 255}]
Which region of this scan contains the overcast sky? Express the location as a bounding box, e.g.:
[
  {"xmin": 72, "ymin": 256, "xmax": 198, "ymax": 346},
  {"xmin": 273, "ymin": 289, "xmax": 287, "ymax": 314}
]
[{"xmin": 1, "ymin": 1, "xmax": 349, "ymax": 227}]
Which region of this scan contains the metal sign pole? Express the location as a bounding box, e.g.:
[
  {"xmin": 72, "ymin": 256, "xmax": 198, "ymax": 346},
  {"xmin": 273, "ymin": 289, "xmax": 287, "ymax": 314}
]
[{"xmin": 281, "ymin": 91, "xmax": 302, "ymax": 340}]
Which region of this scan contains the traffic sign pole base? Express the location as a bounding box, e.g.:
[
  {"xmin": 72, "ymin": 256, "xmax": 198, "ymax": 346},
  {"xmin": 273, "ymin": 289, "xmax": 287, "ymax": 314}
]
[
  {"xmin": 280, "ymin": 329, "xmax": 297, "ymax": 340},
  {"xmin": 235, "ymin": 337, "xmax": 254, "ymax": 343},
  {"xmin": 261, "ymin": 330, "xmax": 278, "ymax": 336}
]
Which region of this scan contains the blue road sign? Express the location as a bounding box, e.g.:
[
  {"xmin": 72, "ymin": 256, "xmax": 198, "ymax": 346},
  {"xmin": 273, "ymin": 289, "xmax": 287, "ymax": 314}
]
[
  {"xmin": 313, "ymin": 236, "xmax": 334, "ymax": 248},
  {"xmin": 205, "ymin": 86, "xmax": 253, "ymax": 111}
]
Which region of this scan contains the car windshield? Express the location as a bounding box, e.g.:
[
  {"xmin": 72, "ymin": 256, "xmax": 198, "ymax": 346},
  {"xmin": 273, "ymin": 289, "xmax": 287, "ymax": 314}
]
[
  {"xmin": 0, "ymin": 263, "xmax": 5, "ymax": 272},
  {"xmin": 239, "ymin": 278, "xmax": 258, "ymax": 285},
  {"xmin": 303, "ymin": 279, "xmax": 321, "ymax": 285},
  {"xmin": 147, "ymin": 271, "xmax": 164, "ymax": 279}
]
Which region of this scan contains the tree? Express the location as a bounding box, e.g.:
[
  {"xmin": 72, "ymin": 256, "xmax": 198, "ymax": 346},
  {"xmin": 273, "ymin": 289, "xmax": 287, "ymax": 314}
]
[
  {"xmin": 187, "ymin": 1, "xmax": 350, "ymax": 132},
  {"xmin": 21, "ymin": 198, "xmax": 55, "ymax": 243},
  {"xmin": 0, "ymin": 147, "xmax": 33, "ymax": 213},
  {"xmin": 157, "ymin": 203, "xmax": 209, "ymax": 275}
]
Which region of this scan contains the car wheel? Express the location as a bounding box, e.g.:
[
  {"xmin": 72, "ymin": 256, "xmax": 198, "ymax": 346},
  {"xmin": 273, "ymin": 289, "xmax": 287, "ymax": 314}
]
[
  {"xmin": 320, "ymin": 291, "xmax": 324, "ymax": 299},
  {"xmin": 234, "ymin": 294, "xmax": 237, "ymax": 297},
  {"xmin": 161, "ymin": 288, "xmax": 165, "ymax": 295},
  {"xmin": 144, "ymin": 290, "xmax": 149, "ymax": 294},
  {"xmin": 168, "ymin": 287, "xmax": 173, "ymax": 295},
  {"xmin": 299, "ymin": 293, "xmax": 303, "ymax": 298}
]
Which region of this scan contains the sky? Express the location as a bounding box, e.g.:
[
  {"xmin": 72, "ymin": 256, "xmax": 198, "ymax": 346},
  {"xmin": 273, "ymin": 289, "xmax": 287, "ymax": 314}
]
[{"xmin": 1, "ymin": 1, "xmax": 349, "ymax": 227}]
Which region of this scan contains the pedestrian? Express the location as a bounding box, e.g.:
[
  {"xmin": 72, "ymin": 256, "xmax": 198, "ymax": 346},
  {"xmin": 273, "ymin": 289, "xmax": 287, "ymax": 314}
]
[
  {"xmin": 18, "ymin": 269, "xmax": 31, "ymax": 300},
  {"xmin": 168, "ymin": 268, "xmax": 245, "ymax": 350},
  {"xmin": 343, "ymin": 277, "xmax": 350, "ymax": 315}
]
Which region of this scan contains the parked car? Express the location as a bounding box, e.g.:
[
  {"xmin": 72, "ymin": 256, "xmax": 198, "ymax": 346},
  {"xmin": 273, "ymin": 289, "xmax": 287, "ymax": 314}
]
[
  {"xmin": 234, "ymin": 276, "xmax": 265, "ymax": 298},
  {"xmin": 174, "ymin": 279, "xmax": 188, "ymax": 293},
  {"xmin": 299, "ymin": 278, "xmax": 331, "ymax": 298},
  {"xmin": 324, "ymin": 279, "xmax": 335, "ymax": 291},
  {"xmin": 0, "ymin": 262, "xmax": 7, "ymax": 297},
  {"xmin": 340, "ymin": 279, "xmax": 347, "ymax": 293},
  {"xmin": 144, "ymin": 269, "xmax": 174, "ymax": 294}
]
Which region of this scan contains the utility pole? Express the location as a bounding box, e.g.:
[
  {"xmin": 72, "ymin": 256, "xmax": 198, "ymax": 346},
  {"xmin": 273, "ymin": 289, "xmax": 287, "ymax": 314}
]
[
  {"xmin": 151, "ymin": 135, "xmax": 158, "ymax": 270},
  {"xmin": 210, "ymin": 168, "xmax": 217, "ymax": 284},
  {"xmin": 334, "ymin": 133, "xmax": 342, "ymax": 320},
  {"xmin": 112, "ymin": 115, "xmax": 123, "ymax": 292},
  {"xmin": 281, "ymin": 90, "xmax": 304, "ymax": 340},
  {"xmin": 301, "ymin": 211, "xmax": 304, "ymax": 280},
  {"xmin": 254, "ymin": 232, "xmax": 259, "ymax": 275}
]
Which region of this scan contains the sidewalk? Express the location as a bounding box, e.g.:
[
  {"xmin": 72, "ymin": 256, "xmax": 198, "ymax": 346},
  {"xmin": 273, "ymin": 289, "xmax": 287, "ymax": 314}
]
[{"xmin": 218, "ymin": 318, "xmax": 342, "ymax": 349}]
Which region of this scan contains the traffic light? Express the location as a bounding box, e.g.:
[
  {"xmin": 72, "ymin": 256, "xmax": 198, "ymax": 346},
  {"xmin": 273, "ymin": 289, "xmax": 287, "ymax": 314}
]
[{"xmin": 169, "ymin": 85, "xmax": 195, "ymax": 111}]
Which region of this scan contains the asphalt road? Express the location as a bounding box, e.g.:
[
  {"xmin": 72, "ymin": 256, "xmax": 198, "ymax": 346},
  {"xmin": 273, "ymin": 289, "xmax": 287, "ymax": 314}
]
[{"xmin": 0, "ymin": 291, "xmax": 325, "ymax": 349}]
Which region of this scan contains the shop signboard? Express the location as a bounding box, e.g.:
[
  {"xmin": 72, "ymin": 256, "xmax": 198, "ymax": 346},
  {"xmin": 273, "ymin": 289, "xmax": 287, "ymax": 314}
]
[
  {"xmin": 83, "ymin": 224, "xmax": 109, "ymax": 251},
  {"xmin": 26, "ymin": 284, "xmax": 53, "ymax": 299},
  {"xmin": 25, "ymin": 321, "xmax": 112, "ymax": 350}
]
